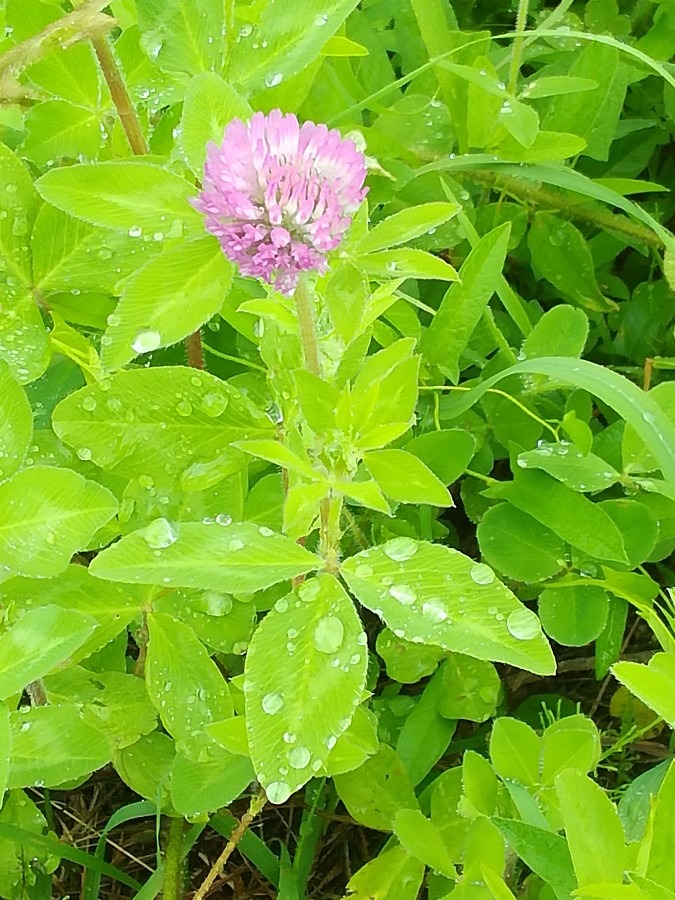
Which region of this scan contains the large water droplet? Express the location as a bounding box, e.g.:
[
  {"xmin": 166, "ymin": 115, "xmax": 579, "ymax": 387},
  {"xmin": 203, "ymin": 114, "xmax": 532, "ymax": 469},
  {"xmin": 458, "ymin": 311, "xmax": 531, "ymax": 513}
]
[
  {"xmin": 261, "ymin": 692, "xmax": 284, "ymax": 715},
  {"xmin": 202, "ymin": 391, "xmax": 228, "ymax": 417},
  {"xmin": 265, "ymin": 72, "xmax": 283, "ymax": 87},
  {"xmin": 389, "ymin": 584, "xmax": 417, "ymax": 605},
  {"xmin": 143, "ymin": 517, "xmax": 177, "ymax": 549},
  {"xmin": 354, "ymin": 563, "xmax": 373, "ymax": 578},
  {"xmin": 288, "ymin": 746, "xmax": 311, "ymax": 769},
  {"xmin": 201, "ymin": 591, "xmax": 233, "ymax": 616},
  {"xmin": 82, "ymin": 396, "xmax": 97, "ymax": 412},
  {"xmin": 314, "ymin": 616, "xmax": 344, "ymax": 653},
  {"xmin": 266, "ymin": 781, "xmax": 291, "ymax": 804},
  {"xmin": 506, "ymin": 607, "xmax": 541, "ymax": 641},
  {"xmin": 132, "ymin": 329, "xmax": 161, "ymax": 354},
  {"xmin": 384, "ymin": 537, "xmax": 418, "ymax": 562},
  {"xmin": 470, "ymin": 563, "xmax": 495, "ymax": 585},
  {"xmin": 421, "ymin": 599, "xmax": 448, "ymax": 622}
]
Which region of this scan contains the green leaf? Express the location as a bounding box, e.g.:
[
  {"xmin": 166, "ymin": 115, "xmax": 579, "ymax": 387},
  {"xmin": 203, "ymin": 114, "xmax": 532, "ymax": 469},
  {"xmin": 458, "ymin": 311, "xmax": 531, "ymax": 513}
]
[
  {"xmin": 23, "ymin": 100, "xmax": 102, "ymax": 166},
  {"xmin": 396, "ymin": 665, "xmax": 456, "ymax": 785},
  {"xmin": 0, "ymin": 704, "xmax": 9, "ymax": 804},
  {"xmin": 51, "ymin": 366, "xmax": 273, "ymax": 489},
  {"xmin": 341, "ymin": 538, "xmax": 555, "ymax": 675},
  {"xmin": 539, "ymin": 586, "xmax": 609, "ymax": 647},
  {"xmin": 437, "ymin": 653, "xmax": 501, "ymax": 722},
  {"xmin": 35, "ymin": 163, "xmax": 201, "ymax": 237},
  {"xmin": 179, "ymin": 73, "xmax": 252, "ymax": 175},
  {"xmin": 645, "ymin": 760, "xmax": 675, "ymax": 888},
  {"xmin": 171, "ymin": 749, "xmax": 253, "ymax": 816},
  {"xmin": 522, "ymin": 306, "xmax": 589, "ymax": 359},
  {"xmin": 540, "ymin": 43, "xmax": 626, "ymax": 161},
  {"xmin": 324, "ymin": 706, "xmax": 379, "ymax": 776},
  {"xmin": 90, "ymin": 521, "xmax": 320, "ymax": 592},
  {"xmin": 3, "ymin": 565, "xmax": 145, "ymax": 665},
  {"xmin": 422, "ymin": 222, "xmax": 511, "ymax": 379},
  {"xmin": 234, "ymin": 439, "xmax": 319, "ymax": 480},
  {"xmin": 114, "ymin": 732, "xmax": 175, "ymax": 812},
  {"xmin": 521, "ymin": 75, "xmax": 599, "ymax": 99},
  {"xmin": 600, "ymin": 499, "xmax": 658, "ymax": 568},
  {"xmin": 360, "ymin": 248, "xmax": 459, "ymax": 282},
  {"xmin": 489, "ymin": 717, "xmax": 541, "ymax": 787},
  {"xmin": 0, "ymin": 291, "xmax": 51, "ymax": 385},
  {"xmin": 226, "ymin": 0, "xmax": 360, "ymax": 93},
  {"xmin": 8, "ymin": 706, "xmax": 112, "ymax": 788},
  {"xmin": 101, "ymin": 237, "xmax": 233, "ymax": 370},
  {"xmin": 358, "ymin": 202, "xmax": 459, "ymax": 254},
  {"xmin": 154, "ymin": 589, "xmax": 254, "ymax": 655},
  {"xmin": 0, "ymin": 467, "xmax": 118, "ymax": 577},
  {"xmin": 441, "ymin": 357, "xmax": 675, "ymax": 487},
  {"xmin": 394, "ymin": 809, "xmax": 457, "ymax": 879},
  {"xmin": 499, "ymin": 97, "xmax": 540, "ymax": 147},
  {"xmin": 0, "ymin": 792, "xmax": 61, "ymax": 898},
  {"xmin": 404, "ymin": 429, "xmax": 476, "ymax": 485},
  {"xmin": 612, "ymin": 653, "xmax": 675, "ymax": 728},
  {"xmin": 528, "ymin": 213, "xmax": 615, "ymax": 312},
  {"xmin": 556, "ymin": 769, "xmax": 625, "ymax": 886},
  {"xmin": 541, "ymin": 715, "xmax": 602, "ymax": 783},
  {"xmin": 27, "ymin": 38, "xmax": 100, "ymax": 108},
  {"xmin": 517, "ymin": 444, "xmax": 620, "ymax": 493},
  {"xmin": 623, "ymin": 383, "xmax": 675, "ymax": 475},
  {"xmin": 244, "ymin": 574, "xmax": 367, "ymax": 803},
  {"xmin": 0, "ymin": 359, "xmax": 32, "ymax": 482},
  {"xmin": 344, "ymin": 845, "xmax": 425, "ymax": 900},
  {"xmin": 493, "ymin": 818, "xmax": 576, "ymax": 900},
  {"xmin": 376, "ymin": 628, "xmax": 446, "ymax": 683},
  {"xmin": 362, "ymin": 449, "xmax": 452, "ymax": 506},
  {"xmin": 489, "ymin": 469, "xmax": 628, "ymax": 563},
  {"xmin": 0, "ymin": 141, "xmax": 40, "ymax": 282},
  {"xmin": 334, "ymin": 744, "xmax": 419, "ymax": 831},
  {"xmin": 146, "ymin": 612, "xmax": 232, "ymax": 759},
  {"xmin": 0, "ymin": 607, "xmax": 97, "ymax": 701},
  {"xmin": 136, "ymin": 0, "xmax": 224, "ymax": 76},
  {"xmin": 477, "ymin": 503, "xmax": 566, "ymax": 583},
  {"xmin": 42, "ymin": 667, "xmax": 157, "ymax": 750}
]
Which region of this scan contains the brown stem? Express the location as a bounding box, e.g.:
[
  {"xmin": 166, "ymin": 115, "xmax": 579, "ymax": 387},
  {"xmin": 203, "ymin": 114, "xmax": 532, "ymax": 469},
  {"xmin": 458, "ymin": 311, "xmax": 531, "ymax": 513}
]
[
  {"xmin": 92, "ymin": 36, "xmax": 149, "ymax": 156},
  {"xmin": 643, "ymin": 357, "xmax": 654, "ymax": 392},
  {"xmin": 185, "ymin": 330, "xmax": 205, "ymax": 369},
  {"xmin": 193, "ymin": 789, "xmax": 266, "ymax": 900}
]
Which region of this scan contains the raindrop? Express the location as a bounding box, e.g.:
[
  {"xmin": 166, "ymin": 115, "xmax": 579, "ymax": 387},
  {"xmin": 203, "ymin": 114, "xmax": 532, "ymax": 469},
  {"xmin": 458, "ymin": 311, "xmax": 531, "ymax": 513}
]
[
  {"xmin": 265, "ymin": 72, "xmax": 283, "ymax": 87},
  {"xmin": 202, "ymin": 591, "xmax": 233, "ymax": 616},
  {"xmin": 384, "ymin": 537, "xmax": 418, "ymax": 562},
  {"xmin": 314, "ymin": 13, "xmax": 328, "ymax": 25},
  {"xmin": 107, "ymin": 313, "xmax": 121, "ymax": 327},
  {"xmin": 314, "ymin": 616, "xmax": 344, "ymax": 653},
  {"xmin": 288, "ymin": 746, "xmax": 311, "ymax": 769},
  {"xmin": 143, "ymin": 517, "xmax": 177, "ymax": 549},
  {"xmin": 299, "ymin": 579, "xmax": 321, "ymax": 603},
  {"xmin": 506, "ymin": 607, "xmax": 541, "ymax": 641},
  {"xmin": 228, "ymin": 538, "xmax": 244, "ymax": 551},
  {"xmin": 259, "ymin": 526, "xmax": 274, "ymax": 536},
  {"xmin": 82, "ymin": 396, "xmax": 97, "ymax": 412},
  {"xmin": 261, "ymin": 692, "xmax": 284, "ymax": 714},
  {"xmin": 274, "ymin": 597, "xmax": 289, "ymax": 613},
  {"xmin": 128, "ymin": 225, "xmax": 143, "ymax": 237},
  {"xmin": 470, "ymin": 563, "xmax": 495, "ymax": 585},
  {"xmin": 132, "ymin": 329, "xmax": 161, "ymax": 354},
  {"xmin": 202, "ymin": 391, "xmax": 228, "ymax": 417},
  {"xmin": 325, "ymin": 735, "xmax": 337, "ymax": 750},
  {"xmin": 176, "ymin": 399, "xmax": 192, "ymax": 416},
  {"xmin": 283, "ymin": 732, "xmax": 296, "ymax": 744},
  {"xmin": 421, "ymin": 599, "xmax": 448, "ymax": 622},
  {"xmin": 266, "ymin": 781, "xmax": 291, "ymax": 804},
  {"xmin": 77, "ymin": 447, "xmax": 92, "ymax": 461},
  {"xmin": 216, "ymin": 513, "xmax": 232, "ymax": 526},
  {"xmin": 389, "ymin": 584, "xmax": 417, "ymax": 605},
  {"xmin": 354, "ymin": 563, "xmax": 373, "ymax": 578}
]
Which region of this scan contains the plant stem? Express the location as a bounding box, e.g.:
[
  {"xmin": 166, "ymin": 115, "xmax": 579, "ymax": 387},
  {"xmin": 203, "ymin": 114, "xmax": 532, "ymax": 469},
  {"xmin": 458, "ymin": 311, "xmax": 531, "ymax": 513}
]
[
  {"xmin": 293, "ymin": 277, "xmax": 321, "ymax": 377},
  {"xmin": 92, "ymin": 36, "xmax": 149, "ymax": 156},
  {"xmin": 508, "ymin": 0, "xmax": 531, "ymax": 95},
  {"xmin": 185, "ymin": 330, "xmax": 205, "ymax": 369},
  {"xmin": 162, "ymin": 816, "xmax": 186, "ymax": 900},
  {"xmin": 193, "ymin": 789, "xmax": 267, "ymax": 900}
]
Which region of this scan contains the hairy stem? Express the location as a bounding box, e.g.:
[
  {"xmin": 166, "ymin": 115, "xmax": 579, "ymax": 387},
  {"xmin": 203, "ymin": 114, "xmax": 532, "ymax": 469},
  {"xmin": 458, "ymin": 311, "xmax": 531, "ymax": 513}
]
[
  {"xmin": 91, "ymin": 36, "xmax": 149, "ymax": 156},
  {"xmin": 185, "ymin": 330, "xmax": 205, "ymax": 370},
  {"xmin": 293, "ymin": 277, "xmax": 321, "ymax": 377},
  {"xmin": 193, "ymin": 789, "xmax": 267, "ymax": 900},
  {"xmin": 162, "ymin": 816, "xmax": 186, "ymax": 900},
  {"xmin": 508, "ymin": 0, "xmax": 531, "ymax": 94}
]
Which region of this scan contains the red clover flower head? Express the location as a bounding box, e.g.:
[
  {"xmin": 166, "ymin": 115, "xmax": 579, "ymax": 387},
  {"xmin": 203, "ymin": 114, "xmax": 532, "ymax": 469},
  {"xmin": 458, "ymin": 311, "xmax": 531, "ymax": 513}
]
[{"xmin": 194, "ymin": 109, "xmax": 368, "ymax": 295}]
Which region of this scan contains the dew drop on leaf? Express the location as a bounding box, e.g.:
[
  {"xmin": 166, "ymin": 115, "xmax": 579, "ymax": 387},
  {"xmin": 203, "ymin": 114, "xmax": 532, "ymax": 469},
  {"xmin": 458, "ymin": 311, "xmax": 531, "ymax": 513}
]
[
  {"xmin": 506, "ymin": 607, "xmax": 541, "ymax": 641},
  {"xmin": 354, "ymin": 563, "xmax": 373, "ymax": 578},
  {"xmin": 261, "ymin": 692, "xmax": 284, "ymax": 715},
  {"xmin": 143, "ymin": 517, "xmax": 177, "ymax": 549},
  {"xmin": 383, "ymin": 537, "xmax": 418, "ymax": 562},
  {"xmin": 389, "ymin": 584, "xmax": 417, "ymax": 605},
  {"xmin": 228, "ymin": 538, "xmax": 244, "ymax": 551},
  {"xmin": 422, "ymin": 599, "xmax": 448, "ymax": 622},
  {"xmin": 288, "ymin": 746, "xmax": 311, "ymax": 769},
  {"xmin": 176, "ymin": 399, "xmax": 192, "ymax": 416},
  {"xmin": 202, "ymin": 391, "xmax": 228, "ymax": 417},
  {"xmin": 132, "ymin": 329, "xmax": 161, "ymax": 354},
  {"xmin": 81, "ymin": 396, "xmax": 97, "ymax": 412},
  {"xmin": 313, "ymin": 616, "xmax": 344, "ymax": 653},
  {"xmin": 283, "ymin": 732, "xmax": 296, "ymax": 744},
  {"xmin": 266, "ymin": 781, "xmax": 291, "ymax": 804},
  {"xmin": 470, "ymin": 563, "xmax": 495, "ymax": 585}
]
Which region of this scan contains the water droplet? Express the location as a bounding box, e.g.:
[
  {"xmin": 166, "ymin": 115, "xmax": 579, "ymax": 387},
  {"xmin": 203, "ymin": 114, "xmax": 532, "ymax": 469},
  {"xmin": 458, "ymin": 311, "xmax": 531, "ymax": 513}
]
[
  {"xmin": 470, "ymin": 563, "xmax": 495, "ymax": 585},
  {"xmin": 202, "ymin": 591, "xmax": 233, "ymax": 616},
  {"xmin": 506, "ymin": 607, "xmax": 541, "ymax": 641},
  {"xmin": 228, "ymin": 538, "xmax": 244, "ymax": 552},
  {"xmin": 259, "ymin": 526, "xmax": 274, "ymax": 537},
  {"xmin": 202, "ymin": 391, "xmax": 228, "ymax": 417},
  {"xmin": 77, "ymin": 447, "xmax": 92, "ymax": 461},
  {"xmin": 128, "ymin": 225, "xmax": 142, "ymax": 237},
  {"xmin": 261, "ymin": 692, "xmax": 284, "ymax": 715},
  {"xmin": 215, "ymin": 513, "xmax": 232, "ymax": 526},
  {"xmin": 354, "ymin": 563, "xmax": 373, "ymax": 578},
  {"xmin": 288, "ymin": 746, "xmax": 311, "ymax": 769},
  {"xmin": 176, "ymin": 399, "xmax": 192, "ymax": 416},
  {"xmin": 266, "ymin": 781, "xmax": 291, "ymax": 804},
  {"xmin": 275, "ymin": 597, "xmax": 289, "ymax": 613},
  {"xmin": 299, "ymin": 579, "xmax": 321, "ymax": 603},
  {"xmin": 143, "ymin": 517, "xmax": 177, "ymax": 549},
  {"xmin": 265, "ymin": 72, "xmax": 283, "ymax": 87},
  {"xmin": 107, "ymin": 313, "xmax": 121, "ymax": 327},
  {"xmin": 422, "ymin": 599, "xmax": 448, "ymax": 622},
  {"xmin": 283, "ymin": 732, "xmax": 296, "ymax": 744},
  {"xmin": 314, "ymin": 13, "xmax": 328, "ymax": 25},
  {"xmin": 325, "ymin": 734, "xmax": 337, "ymax": 750},
  {"xmin": 82, "ymin": 396, "xmax": 97, "ymax": 412},
  {"xmin": 314, "ymin": 616, "xmax": 344, "ymax": 653},
  {"xmin": 132, "ymin": 329, "xmax": 161, "ymax": 354},
  {"xmin": 389, "ymin": 584, "xmax": 416, "ymax": 605},
  {"xmin": 383, "ymin": 537, "xmax": 418, "ymax": 562}
]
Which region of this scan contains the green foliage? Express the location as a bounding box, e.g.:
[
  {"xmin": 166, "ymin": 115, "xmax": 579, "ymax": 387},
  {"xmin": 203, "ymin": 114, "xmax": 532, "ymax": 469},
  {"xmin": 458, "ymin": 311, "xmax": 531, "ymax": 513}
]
[{"xmin": 2, "ymin": 0, "xmax": 675, "ymax": 896}]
